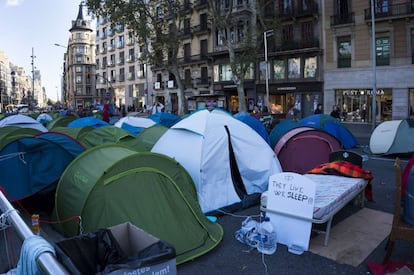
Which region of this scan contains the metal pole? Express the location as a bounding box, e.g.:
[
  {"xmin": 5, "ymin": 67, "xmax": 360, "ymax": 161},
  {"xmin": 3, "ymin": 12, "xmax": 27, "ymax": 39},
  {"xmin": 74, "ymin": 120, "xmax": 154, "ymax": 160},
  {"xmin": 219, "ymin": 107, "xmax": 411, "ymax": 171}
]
[
  {"xmin": 264, "ymin": 31, "xmax": 269, "ymax": 108},
  {"xmin": 371, "ymin": 0, "xmax": 377, "ymax": 130},
  {"xmin": 0, "ymin": 191, "xmax": 69, "ymax": 274}
]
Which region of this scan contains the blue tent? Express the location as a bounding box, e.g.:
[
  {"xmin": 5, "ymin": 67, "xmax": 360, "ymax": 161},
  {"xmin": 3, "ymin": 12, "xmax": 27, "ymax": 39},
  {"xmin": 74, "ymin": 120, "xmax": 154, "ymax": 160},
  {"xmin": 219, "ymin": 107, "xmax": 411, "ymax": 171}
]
[
  {"xmin": 148, "ymin": 112, "xmax": 181, "ymax": 128},
  {"xmin": 298, "ymin": 114, "xmax": 358, "ymax": 149},
  {"xmin": 0, "ymin": 132, "xmax": 85, "ymax": 201},
  {"xmin": 68, "ymin": 116, "xmax": 110, "ymax": 128},
  {"xmin": 234, "ymin": 112, "xmax": 270, "ymax": 145},
  {"xmin": 269, "ymin": 119, "xmax": 300, "ymax": 149}
]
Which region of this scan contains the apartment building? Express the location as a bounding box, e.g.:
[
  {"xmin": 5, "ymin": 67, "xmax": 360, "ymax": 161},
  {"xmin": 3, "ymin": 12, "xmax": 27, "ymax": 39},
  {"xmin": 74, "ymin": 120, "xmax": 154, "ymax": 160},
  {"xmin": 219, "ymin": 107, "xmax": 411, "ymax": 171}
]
[
  {"xmin": 95, "ymin": 17, "xmax": 152, "ymax": 111},
  {"xmin": 147, "ymin": 0, "xmax": 324, "ymax": 117},
  {"xmin": 64, "ymin": 3, "xmax": 96, "ymax": 110},
  {"xmin": 324, "ymin": 0, "xmax": 414, "ymax": 123}
]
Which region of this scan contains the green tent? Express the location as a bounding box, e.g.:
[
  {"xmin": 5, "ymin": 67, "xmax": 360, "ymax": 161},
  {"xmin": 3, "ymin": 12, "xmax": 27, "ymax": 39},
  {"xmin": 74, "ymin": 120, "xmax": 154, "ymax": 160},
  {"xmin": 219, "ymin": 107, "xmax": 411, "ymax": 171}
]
[
  {"xmin": 0, "ymin": 126, "xmax": 40, "ymax": 150},
  {"xmin": 47, "ymin": 116, "xmax": 77, "ymax": 130},
  {"xmin": 135, "ymin": 124, "xmax": 168, "ymax": 151},
  {"xmin": 53, "ymin": 144, "xmax": 223, "ymax": 264},
  {"xmin": 78, "ymin": 125, "xmax": 142, "ymax": 150},
  {"xmin": 50, "ymin": 126, "xmax": 94, "ymax": 140}
]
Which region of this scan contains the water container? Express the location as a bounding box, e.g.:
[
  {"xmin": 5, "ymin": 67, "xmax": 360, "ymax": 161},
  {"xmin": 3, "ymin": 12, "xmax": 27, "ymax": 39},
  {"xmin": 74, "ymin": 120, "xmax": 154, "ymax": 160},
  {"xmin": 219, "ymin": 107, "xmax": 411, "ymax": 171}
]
[{"xmin": 256, "ymin": 217, "xmax": 277, "ymax": 255}]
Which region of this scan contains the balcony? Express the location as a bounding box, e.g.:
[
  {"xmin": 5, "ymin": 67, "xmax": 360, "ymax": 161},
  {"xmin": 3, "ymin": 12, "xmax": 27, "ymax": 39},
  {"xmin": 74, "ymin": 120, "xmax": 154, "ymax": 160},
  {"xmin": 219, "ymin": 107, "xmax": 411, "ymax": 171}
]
[
  {"xmin": 179, "ymin": 27, "xmax": 193, "ymax": 39},
  {"xmin": 118, "ymin": 74, "xmax": 125, "ymax": 82},
  {"xmin": 108, "ymin": 45, "xmax": 115, "ymax": 52},
  {"xmin": 194, "ymin": 0, "xmax": 208, "ymax": 11},
  {"xmin": 178, "ymin": 54, "xmax": 210, "ymax": 65},
  {"xmin": 167, "ymin": 80, "xmax": 177, "ymax": 89},
  {"xmin": 196, "ymin": 77, "xmax": 210, "ymax": 87},
  {"xmin": 180, "ymin": 2, "xmax": 193, "ymax": 15},
  {"xmin": 331, "ymin": 12, "xmax": 355, "ymax": 26},
  {"xmin": 279, "ymin": 1, "xmax": 319, "ymax": 20},
  {"xmin": 128, "ymin": 72, "xmax": 135, "ymax": 80},
  {"xmin": 278, "ymin": 38, "xmax": 320, "ymax": 51},
  {"xmin": 193, "ymin": 24, "xmax": 211, "ymax": 35},
  {"xmin": 127, "ymin": 56, "xmax": 135, "ymax": 63},
  {"xmin": 365, "ymin": 2, "xmax": 414, "ymax": 21}
]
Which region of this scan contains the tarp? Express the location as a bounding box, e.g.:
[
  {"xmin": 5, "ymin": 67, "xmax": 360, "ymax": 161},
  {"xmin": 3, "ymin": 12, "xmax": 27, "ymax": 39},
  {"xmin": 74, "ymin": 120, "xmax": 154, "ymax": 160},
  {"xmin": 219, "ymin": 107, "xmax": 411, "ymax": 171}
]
[
  {"xmin": 0, "ymin": 114, "xmax": 48, "ymax": 132},
  {"xmin": 0, "ymin": 132, "xmax": 85, "ymax": 201},
  {"xmin": 151, "ymin": 109, "xmax": 282, "ymax": 213},
  {"xmin": 274, "ymin": 127, "xmax": 342, "ymax": 174},
  {"xmin": 53, "ymin": 144, "xmax": 223, "ymax": 265},
  {"xmin": 369, "ymin": 119, "xmax": 414, "ymax": 155}
]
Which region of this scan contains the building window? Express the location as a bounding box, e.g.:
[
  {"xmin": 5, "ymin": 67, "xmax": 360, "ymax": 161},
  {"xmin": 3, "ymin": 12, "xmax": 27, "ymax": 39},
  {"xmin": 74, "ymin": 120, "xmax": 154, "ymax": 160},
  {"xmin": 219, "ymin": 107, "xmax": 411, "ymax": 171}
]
[
  {"xmin": 184, "ymin": 43, "xmax": 191, "ymax": 61},
  {"xmin": 337, "ymin": 36, "xmax": 351, "ymax": 68},
  {"xmin": 201, "ymin": 66, "xmax": 208, "ymax": 84},
  {"xmin": 184, "ymin": 69, "xmax": 192, "ymax": 86},
  {"xmin": 304, "ymin": 56, "xmax": 317, "ymax": 78},
  {"xmin": 288, "ymin": 57, "xmax": 300, "ymax": 79},
  {"xmin": 273, "ymin": 59, "xmax": 285, "ymax": 80},
  {"xmin": 259, "ymin": 61, "xmax": 266, "ymax": 81},
  {"xmin": 200, "ymin": 39, "xmax": 208, "ymax": 57},
  {"xmin": 217, "ymin": 31, "xmax": 225, "ymax": 46},
  {"xmin": 76, "ymin": 75, "xmax": 82, "ymax": 83},
  {"xmin": 301, "ymin": 21, "xmax": 314, "ymax": 47},
  {"xmin": 376, "ymin": 37, "xmax": 390, "ymax": 66}
]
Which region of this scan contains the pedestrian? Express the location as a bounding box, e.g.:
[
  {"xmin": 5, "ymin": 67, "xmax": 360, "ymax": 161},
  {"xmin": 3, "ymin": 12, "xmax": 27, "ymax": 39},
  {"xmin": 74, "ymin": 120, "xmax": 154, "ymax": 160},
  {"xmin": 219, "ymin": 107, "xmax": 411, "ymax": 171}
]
[
  {"xmin": 102, "ymin": 102, "xmax": 110, "ymax": 123},
  {"xmin": 251, "ymin": 105, "xmax": 261, "ymax": 119},
  {"xmin": 330, "ymin": 105, "xmax": 340, "ymax": 119},
  {"xmin": 314, "ymin": 103, "xmax": 323, "ymax": 114},
  {"xmin": 286, "ymin": 104, "xmax": 299, "ymax": 120}
]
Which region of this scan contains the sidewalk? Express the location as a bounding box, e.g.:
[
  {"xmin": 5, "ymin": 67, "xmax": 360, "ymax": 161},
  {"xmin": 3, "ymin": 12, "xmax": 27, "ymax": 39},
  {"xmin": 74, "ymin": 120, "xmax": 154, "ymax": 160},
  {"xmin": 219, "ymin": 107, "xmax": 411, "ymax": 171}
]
[{"xmin": 343, "ymin": 122, "xmax": 374, "ymax": 146}]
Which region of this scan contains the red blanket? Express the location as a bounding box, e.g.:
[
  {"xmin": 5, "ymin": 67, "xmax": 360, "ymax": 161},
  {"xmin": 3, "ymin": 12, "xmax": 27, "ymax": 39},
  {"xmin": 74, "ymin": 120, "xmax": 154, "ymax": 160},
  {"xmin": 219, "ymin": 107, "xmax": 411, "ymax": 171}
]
[{"xmin": 308, "ymin": 161, "xmax": 374, "ymax": 201}]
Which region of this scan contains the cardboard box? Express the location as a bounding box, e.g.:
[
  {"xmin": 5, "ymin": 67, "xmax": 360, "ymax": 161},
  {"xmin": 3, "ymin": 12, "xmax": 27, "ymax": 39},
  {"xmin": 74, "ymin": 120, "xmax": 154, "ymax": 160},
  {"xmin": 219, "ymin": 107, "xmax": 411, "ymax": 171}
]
[
  {"xmin": 56, "ymin": 222, "xmax": 176, "ymax": 275},
  {"xmin": 108, "ymin": 222, "xmax": 177, "ymax": 275}
]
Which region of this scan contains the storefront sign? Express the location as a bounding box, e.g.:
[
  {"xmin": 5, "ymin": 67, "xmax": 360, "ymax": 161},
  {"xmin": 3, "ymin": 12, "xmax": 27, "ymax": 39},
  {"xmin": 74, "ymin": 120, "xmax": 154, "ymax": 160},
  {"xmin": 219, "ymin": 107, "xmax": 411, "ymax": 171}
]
[{"xmin": 341, "ymin": 89, "xmax": 385, "ymax": 96}]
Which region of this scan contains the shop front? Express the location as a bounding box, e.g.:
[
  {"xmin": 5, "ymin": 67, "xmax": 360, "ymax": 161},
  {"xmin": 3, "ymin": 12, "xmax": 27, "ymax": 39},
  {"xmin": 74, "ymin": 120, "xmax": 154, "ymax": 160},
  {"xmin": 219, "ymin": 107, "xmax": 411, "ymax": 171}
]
[{"xmin": 334, "ymin": 88, "xmax": 392, "ymax": 123}]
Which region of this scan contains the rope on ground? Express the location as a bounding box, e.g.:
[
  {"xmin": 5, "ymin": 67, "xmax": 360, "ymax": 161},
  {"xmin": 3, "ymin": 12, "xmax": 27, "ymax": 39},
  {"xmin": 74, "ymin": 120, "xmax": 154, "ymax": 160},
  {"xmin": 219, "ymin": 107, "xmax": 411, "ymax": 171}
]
[{"xmin": 15, "ymin": 235, "xmax": 55, "ymax": 275}]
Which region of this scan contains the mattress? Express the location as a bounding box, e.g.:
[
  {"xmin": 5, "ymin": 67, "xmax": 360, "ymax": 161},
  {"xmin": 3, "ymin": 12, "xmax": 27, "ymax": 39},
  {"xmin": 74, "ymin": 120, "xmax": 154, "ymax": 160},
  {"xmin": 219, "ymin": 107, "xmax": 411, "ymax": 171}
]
[{"xmin": 304, "ymin": 174, "xmax": 368, "ymax": 221}]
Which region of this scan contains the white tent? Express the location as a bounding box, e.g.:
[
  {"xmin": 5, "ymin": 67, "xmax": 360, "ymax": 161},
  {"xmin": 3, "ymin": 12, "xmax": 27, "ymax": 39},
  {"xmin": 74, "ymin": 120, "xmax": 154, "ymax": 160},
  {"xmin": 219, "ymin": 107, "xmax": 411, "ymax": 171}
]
[
  {"xmin": 114, "ymin": 116, "xmax": 156, "ymax": 128},
  {"xmin": 369, "ymin": 119, "xmax": 414, "ymax": 155},
  {"xmin": 0, "ymin": 114, "xmax": 48, "ymax": 132},
  {"xmin": 151, "ymin": 109, "xmax": 282, "ymax": 213}
]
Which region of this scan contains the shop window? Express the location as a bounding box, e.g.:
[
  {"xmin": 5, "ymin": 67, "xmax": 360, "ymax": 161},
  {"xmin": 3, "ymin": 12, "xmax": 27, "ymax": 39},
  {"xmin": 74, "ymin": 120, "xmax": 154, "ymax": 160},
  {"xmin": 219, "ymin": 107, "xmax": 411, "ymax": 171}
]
[
  {"xmin": 304, "ymin": 56, "xmax": 317, "ymax": 78},
  {"xmin": 288, "ymin": 58, "xmax": 300, "ymax": 79},
  {"xmin": 337, "ymin": 36, "xmax": 351, "ymax": 68},
  {"xmin": 376, "ymin": 37, "xmax": 390, "ymax": 66},
  {"xmin": 273, "ymin": 59, "xmax": 285, "ymax": 80}
]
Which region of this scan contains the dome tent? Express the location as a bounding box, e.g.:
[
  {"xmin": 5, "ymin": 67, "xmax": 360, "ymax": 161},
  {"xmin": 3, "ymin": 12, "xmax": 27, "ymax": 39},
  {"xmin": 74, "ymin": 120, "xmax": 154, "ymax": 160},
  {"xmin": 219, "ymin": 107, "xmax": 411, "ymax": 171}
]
[
  {"xmin": 0, "ymin": 131, "xmax": 85, "ymax": 201},
  {"xmin": 53, "ymin": 144, "xmax": 223, "ymax": 265},
  {"xmin": 151, "ymin": 108, "xmax": 282, "ymax": 214}
]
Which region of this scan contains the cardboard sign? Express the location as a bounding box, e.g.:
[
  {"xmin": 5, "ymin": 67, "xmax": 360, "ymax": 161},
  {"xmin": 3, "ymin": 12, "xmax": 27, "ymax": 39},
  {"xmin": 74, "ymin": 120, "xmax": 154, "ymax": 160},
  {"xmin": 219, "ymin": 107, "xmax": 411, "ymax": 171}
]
[{"xmin": 266, "ymin": 172, "xmax": 316, "ymax": 254}]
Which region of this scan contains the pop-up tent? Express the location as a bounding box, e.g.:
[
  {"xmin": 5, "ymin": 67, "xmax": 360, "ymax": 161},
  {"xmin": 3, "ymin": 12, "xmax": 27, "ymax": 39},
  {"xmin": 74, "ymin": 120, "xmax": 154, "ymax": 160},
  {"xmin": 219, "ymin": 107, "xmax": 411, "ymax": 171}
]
[
  {"xmin": 148, "ymin": 112, "xmax": 181, "ymax": 128},
  {"xmin": 151, "ymin": 109, "xmax": 282, "ymax": 213},
  {"xmin": 0, "ymin": 126, "xmax": 41, "ymax": 150},
  {"xmin": 47, "ymin": 116, "xmax": 77, "ymax": 130},
  {"xmin": 369, "ymin": 119, "xmax": 414, "ymax": 155},
  {"xmin": 274, "ymin": 127, "xmax": 342, "ymax": 174},
  {"xmin": 78, "ymin": 125, "xmax": 142, "ymax": 150},
  {"xmin": 135, "ymin": 125, "xmax": 168, "ymax": 151},
  {"xmin": 114, "ymin": 116, "xmax": 156, "ymax": 135},
  {"xmin": 0, "ymin": 114, "xmax": 48, "ymax": 132},
  {"xmin": 0, "ymin": 132, "xmax": 85, "ymax": 201},
  {"xmin": 298, "ymin": 114, "xmax": 358, "ymax": 149},
  {"xmin": 68, "ymin": 116, "xmax": 110, "ymax": 128},
  {"xmin": 233, "ymin": 111, "xmax": 270, "ymax": 145},
  {"xmin": 53, "ymin": 144, "xmax": 223, "ymax": 264}
]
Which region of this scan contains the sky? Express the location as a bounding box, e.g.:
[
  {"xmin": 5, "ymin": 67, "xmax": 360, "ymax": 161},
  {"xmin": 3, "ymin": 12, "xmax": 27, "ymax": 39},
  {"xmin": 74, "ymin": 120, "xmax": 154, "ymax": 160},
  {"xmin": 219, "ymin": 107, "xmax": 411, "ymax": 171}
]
[{"xmin": 0, "ymin": 0, "xmax": 94, "ymax": 101}]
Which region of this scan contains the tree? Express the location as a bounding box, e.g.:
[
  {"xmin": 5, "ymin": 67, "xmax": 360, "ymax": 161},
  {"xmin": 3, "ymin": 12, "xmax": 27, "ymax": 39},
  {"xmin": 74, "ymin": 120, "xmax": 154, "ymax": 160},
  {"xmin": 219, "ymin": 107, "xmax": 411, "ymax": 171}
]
[
  {"xmin": 85, "ymin": 0, "xmax": 189, "ymax": 115},
  {"xmin": 207, "ymin": 0, "xmax": 259, "ymax": 113}
]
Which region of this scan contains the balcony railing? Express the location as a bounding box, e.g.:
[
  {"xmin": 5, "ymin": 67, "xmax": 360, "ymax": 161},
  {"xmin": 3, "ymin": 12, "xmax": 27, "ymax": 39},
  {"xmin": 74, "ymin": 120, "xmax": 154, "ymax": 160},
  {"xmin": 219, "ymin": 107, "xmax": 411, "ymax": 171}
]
[
  {"xmin": 194, "ymin": 0, "xmax": 208, "ymax": 10},
  {"xmin": 278, "ymin": 38, "xmax": 320, "ymax": 51},
  {"xmin": 331, "ymin": 12, "xmax": 355, "ymax": 25},
  {"xmin": 365, "ymin": 2, "xmax": 414, "ymax": 20}
]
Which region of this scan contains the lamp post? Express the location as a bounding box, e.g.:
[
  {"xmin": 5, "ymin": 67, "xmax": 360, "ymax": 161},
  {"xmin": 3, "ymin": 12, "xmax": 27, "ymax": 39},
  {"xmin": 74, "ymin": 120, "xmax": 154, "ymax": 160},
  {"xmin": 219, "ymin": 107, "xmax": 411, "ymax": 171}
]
[
  {"xmin": 264, "ymin": 30, "xmax": 274, "ymax": 108},
  {"xmin": 370, "ymin": 0, "xmax": 377, "ymax": 130}
]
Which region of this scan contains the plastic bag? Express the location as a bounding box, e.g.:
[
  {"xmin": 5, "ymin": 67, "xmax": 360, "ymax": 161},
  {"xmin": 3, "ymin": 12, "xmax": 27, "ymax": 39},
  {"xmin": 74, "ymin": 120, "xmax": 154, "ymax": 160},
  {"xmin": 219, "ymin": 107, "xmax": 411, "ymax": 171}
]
[{"xmin": 234, "ymin": 216, "xmax": 259, "ymax": 248}]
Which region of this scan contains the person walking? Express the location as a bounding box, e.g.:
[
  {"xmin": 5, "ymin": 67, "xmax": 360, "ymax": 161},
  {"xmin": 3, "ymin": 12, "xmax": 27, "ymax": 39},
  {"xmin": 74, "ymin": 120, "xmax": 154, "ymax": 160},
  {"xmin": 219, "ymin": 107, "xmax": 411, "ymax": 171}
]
[
  {"xmin": 314, "ymin": 103, "xmax": 323, "ymax": 114},
  {"xmin": 330, "ymin": 105, "xmax": 341, "ymax": 119}
]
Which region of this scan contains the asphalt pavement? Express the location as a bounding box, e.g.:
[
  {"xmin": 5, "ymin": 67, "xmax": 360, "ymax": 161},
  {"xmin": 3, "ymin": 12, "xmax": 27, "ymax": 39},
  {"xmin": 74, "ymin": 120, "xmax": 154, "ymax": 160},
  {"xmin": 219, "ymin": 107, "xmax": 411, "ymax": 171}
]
[{"xmin": 177, "ymin": 145, "xmax": 413, "ymax": 274}]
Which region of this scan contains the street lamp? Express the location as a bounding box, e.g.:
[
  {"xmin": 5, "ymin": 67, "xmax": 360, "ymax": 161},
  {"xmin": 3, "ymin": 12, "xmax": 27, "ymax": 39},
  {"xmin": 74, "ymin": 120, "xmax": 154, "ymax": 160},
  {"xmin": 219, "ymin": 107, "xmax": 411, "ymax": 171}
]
[
  {"xmin": 54, "ymin": 43, "xmax": 67, "ymax": 49},
  {"xmin": 264, "ymin": 30, "xmax": 274, "ymax": 108}
]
